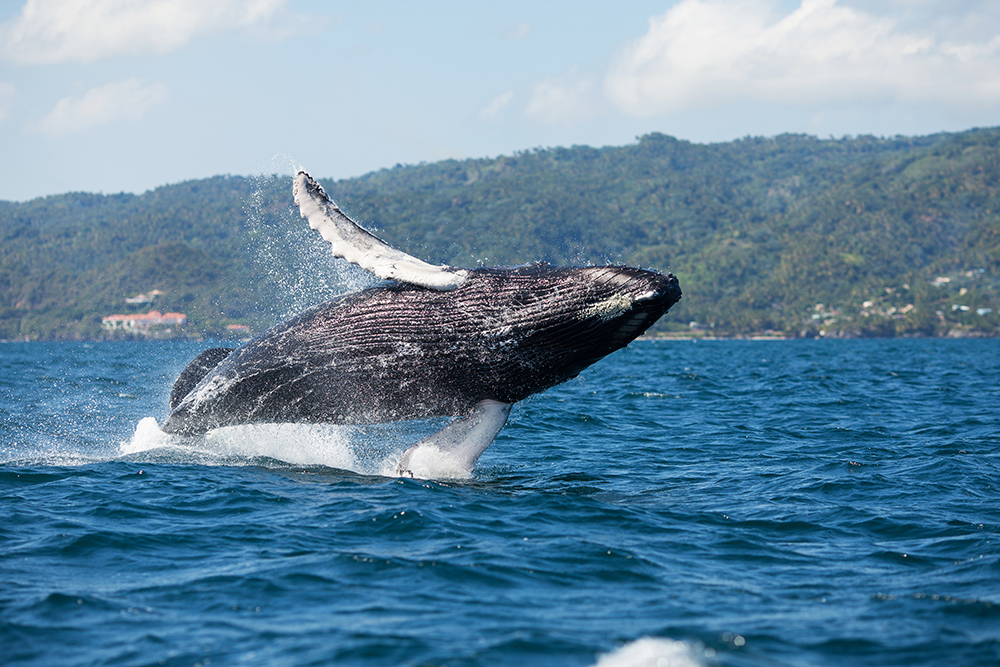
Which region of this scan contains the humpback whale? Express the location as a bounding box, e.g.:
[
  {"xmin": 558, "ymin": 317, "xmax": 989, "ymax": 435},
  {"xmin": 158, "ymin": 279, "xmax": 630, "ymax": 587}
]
[{"xmin": 161, "ymin": 171, "xmax": 681, "ymax": 477}]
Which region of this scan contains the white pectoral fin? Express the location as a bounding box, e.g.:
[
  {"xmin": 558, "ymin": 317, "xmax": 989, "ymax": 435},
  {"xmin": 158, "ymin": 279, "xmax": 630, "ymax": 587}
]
[
  {"xmin": 396, "ymin": 400, "xmax": 512, "ymax": 479},
  {"xmin": 293, "ymin": 170, "xmax": 468, "ymax": 290}
]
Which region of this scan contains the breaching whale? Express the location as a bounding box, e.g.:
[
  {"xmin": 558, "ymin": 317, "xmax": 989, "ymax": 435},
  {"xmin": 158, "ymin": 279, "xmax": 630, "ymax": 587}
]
[{"xmin": 161, "ymin": 171, "xmax": 682, "ymax": 477}]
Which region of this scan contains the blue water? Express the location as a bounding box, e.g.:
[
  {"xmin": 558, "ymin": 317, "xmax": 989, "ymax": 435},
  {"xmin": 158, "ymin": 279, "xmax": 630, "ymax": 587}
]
[{"xmin": 1, "ymin": 339, "xmax": 998, "ymax": 667}]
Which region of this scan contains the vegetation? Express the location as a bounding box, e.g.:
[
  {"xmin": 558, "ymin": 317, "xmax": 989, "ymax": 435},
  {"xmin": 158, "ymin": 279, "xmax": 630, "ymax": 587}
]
[{"xmin": 1, "ymin": 128, "xmax": 998, "ymax": 340}]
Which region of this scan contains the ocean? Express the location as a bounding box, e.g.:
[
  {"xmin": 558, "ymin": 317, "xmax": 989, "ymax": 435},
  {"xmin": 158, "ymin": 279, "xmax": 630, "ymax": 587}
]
[{"xmin": 1, "ymin": 338, "xmax": 997, "ymax": 666}]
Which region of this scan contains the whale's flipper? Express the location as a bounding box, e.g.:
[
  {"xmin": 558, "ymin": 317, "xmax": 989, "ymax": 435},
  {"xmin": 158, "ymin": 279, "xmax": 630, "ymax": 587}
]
[
  {"xmin": 395, "ymin": 400, "xmax": 512, "ymax": 478},
  {"xmin": 169, "ymin": 347, "xmax": 235, "ymax": 410},
  {"xmin": 293, "ymin": 170, "xmax": 469, "ymax": 291}
]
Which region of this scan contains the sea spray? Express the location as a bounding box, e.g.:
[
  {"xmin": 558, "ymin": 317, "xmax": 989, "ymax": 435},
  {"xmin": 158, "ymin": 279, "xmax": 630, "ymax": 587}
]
[{"xmin": 243, "ymin": 166, "xmax": 375, "ymax": 323}]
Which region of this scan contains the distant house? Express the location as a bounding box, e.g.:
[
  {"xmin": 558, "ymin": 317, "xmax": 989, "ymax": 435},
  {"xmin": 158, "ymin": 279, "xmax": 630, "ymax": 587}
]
[
  {"xmin": 102, "ymin": 310, "xmax": 187, "ymax": 332},
  {"xmin": 124, "ymin": 289, "xmax": 165, "ymax": 305}
]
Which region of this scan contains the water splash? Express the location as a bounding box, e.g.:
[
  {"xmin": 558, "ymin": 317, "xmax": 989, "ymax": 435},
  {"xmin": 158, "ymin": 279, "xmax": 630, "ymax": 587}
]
[
  {"xmin": 122, "ymin": 415, "xmax": 464, "ymax": 478},
  {"xmin": 116, "ymin": 159, "xmax": 467, "ymax": 477},
  {"xmin": 593, "ymin": 637, "xmax": 707, "ymax": 667},
  {"xmin": 242, "ymin": 157, "xmax": 376, "ymax": 323}
]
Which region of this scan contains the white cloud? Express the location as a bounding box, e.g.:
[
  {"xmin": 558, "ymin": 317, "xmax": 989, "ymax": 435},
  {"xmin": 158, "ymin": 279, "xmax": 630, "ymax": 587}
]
[
  {"xmin": 525, "ymin": 68, "xmax": 599, "ymax": 124},
  {"xmin": 0, "ymin": 82, "xmax": 13, "ymax": 122},
  {"xmin": 605, "ymin": 0, "xmax": 1000, "ymax": 115},
  {"xmin": 0, "ymin": 0, "xmax": 288, "ymax": 64},
  {"xmin": 479, "ymin": 91, "xmax": 514, "ymax": 121},
  {"xmin": 35, "ymin": 79, "xmax": 169, "ymax": 137}
]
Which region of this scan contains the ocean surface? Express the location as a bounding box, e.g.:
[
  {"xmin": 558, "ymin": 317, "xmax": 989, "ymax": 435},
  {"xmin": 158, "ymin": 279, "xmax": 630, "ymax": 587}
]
[{"xmin": 1, "ymin": 338, "xmax": 997, "ymax": 667}]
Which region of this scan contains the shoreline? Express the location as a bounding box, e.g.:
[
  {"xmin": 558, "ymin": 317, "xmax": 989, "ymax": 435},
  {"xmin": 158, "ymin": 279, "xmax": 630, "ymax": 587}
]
[{"xmin": 4, "ymin": 331, "xmax": 997, "ymax": 344}]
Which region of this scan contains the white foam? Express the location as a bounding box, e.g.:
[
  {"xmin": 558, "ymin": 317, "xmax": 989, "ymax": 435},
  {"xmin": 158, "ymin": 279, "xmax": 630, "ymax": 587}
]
[
  {"xmin": 593, "ymin": 637, "xmax": 706, "ymax": 667},
  {"xmin": 120, "ymin": 418, "xmax": 458, "ymax": 476},
  {"xmin": 202, "ymin": 423, "xmax": 359, "ymax": 469},
  {"xmin": 124, "ymin": 417, "xmax": 174, "ymax": 454}
]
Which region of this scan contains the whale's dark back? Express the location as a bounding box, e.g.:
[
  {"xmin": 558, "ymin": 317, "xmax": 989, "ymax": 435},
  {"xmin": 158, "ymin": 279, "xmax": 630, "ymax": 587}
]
[{"xmin": 163, "ymin": 265, "xmax": 681, "ymax": 434}]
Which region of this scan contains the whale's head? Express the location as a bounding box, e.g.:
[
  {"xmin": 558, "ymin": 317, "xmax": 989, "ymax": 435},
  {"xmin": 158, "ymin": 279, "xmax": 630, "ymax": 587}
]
[
  {"xmin": 568, "ymin": 265, "xmax": 682, "ymax": 349},
  {"xmin": 463, "ymin": 264, "xmax": 681, "ymax": 400}
]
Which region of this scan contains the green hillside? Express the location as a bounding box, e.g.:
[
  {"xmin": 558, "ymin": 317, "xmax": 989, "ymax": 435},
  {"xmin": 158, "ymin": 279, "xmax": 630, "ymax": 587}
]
[{"xmin": 1, "ymin": 128, "xmax": 998, "ymax": 340}]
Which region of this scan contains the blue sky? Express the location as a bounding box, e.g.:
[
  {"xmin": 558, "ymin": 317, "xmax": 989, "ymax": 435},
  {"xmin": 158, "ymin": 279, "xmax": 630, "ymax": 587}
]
[{"xmin": 1, "ymin": 0, "xmax": 999, "ymax": 202}]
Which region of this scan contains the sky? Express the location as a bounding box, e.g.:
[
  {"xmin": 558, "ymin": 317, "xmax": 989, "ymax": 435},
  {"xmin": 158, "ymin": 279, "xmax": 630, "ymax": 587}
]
[{"xmin": 1, "ymin": 0, "xmax": 999, "ymax": 202}]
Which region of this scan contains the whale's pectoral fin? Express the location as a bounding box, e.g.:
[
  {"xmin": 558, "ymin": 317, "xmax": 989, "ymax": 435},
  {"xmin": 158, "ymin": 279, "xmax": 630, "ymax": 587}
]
[
  {"xmin": 169, "ymin": 347, "xmax": 235, "ymax": 410},
  {"xmin": 395, "ymin": 400, "xmax": 512, "ymax": 479},
  {"xmin": 293, "ymin": 170, "xmax": 468, "ymax": 291}
]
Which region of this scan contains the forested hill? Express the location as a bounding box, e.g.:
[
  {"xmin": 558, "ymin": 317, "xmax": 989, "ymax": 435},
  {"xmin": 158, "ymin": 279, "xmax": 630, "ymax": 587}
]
[{"xmin": 2, "ymin": 128, "xmax": 998, "ymax": 340}]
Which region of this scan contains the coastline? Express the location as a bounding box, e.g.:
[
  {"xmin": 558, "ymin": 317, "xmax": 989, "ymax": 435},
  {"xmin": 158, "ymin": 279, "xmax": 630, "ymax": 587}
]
[{"xmin": 4, "ymin": 330, "xmax": 997, "ymax": 344}]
